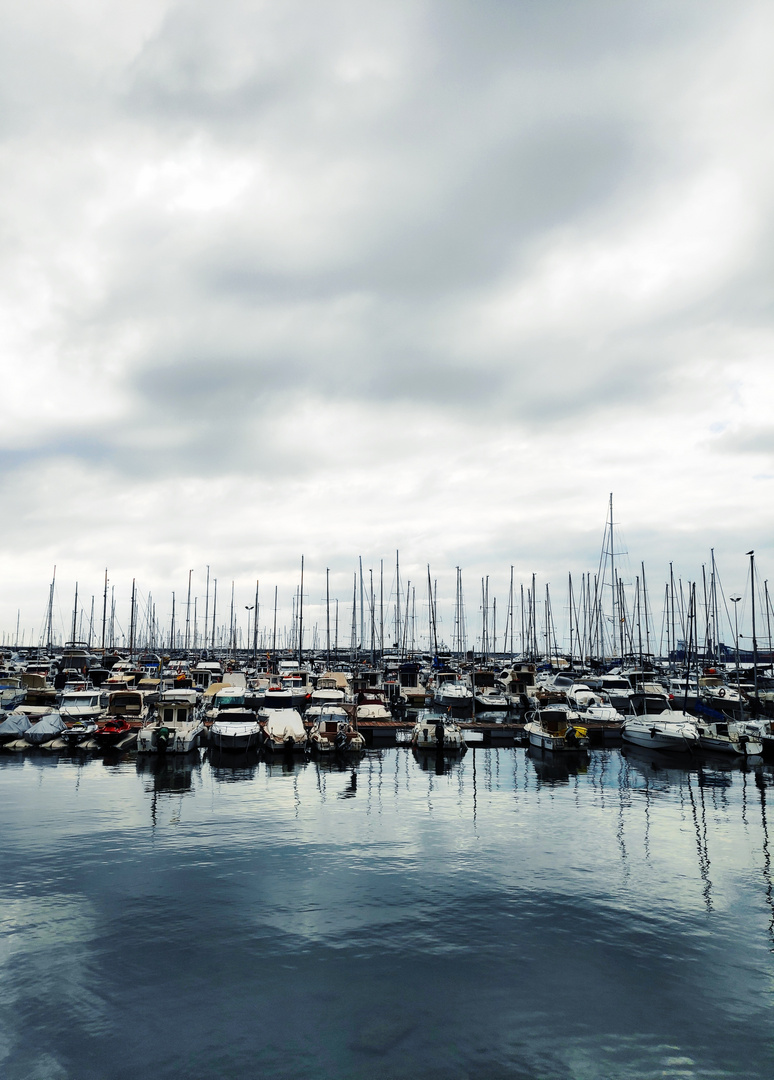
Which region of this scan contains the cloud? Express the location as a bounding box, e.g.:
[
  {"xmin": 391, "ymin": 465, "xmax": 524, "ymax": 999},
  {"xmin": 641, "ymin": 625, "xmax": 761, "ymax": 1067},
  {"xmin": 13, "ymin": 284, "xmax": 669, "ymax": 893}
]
[{"xmin": 2, "ymin": 0, "xmax": 774, "ymax": 636}]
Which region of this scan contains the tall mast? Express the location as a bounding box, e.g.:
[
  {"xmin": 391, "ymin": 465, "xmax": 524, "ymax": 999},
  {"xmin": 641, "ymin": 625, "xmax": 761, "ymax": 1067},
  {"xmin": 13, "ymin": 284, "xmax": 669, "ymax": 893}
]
[
  {"xmin": 427, "ymin": 565, "xmax": 438, "ymax": 656},
  {"xmin": 326, "ymin": 568, "xmax": 331, "ymax": 665},
  {"xmin": 609, "ymin": 494, "xmax": 616, "ymax": 659},
  {"xmin": 101, "ymin": 569, "xmax": 108, "ymax": 651},
  {"xmin": 298, "ymin": 556, "xmax": 304, "ymax": 665},
  {"xmin": 271, "ymin": 585, "xmax": 277, "ymax": 655},
  {"xmin": 71, "ymin": 582, "xmax": 78, "ymax": 644},
  {"xmin": 669, "ymin": 563, "xmax": 676, "ymax": 668},
  {"xmin": 185, "ymin": 569, "xmax": 192, "ymax": 651},
  {"xmin": 379, "ymin": 560, "xmax": 384, "ymax": 662},
  {"xmin": 129, "ymin": 579, "xmax": 136, "ymax": 659},
  {"xmin": 509, "ymin": 566, "xmax": 514, "ymax": 662},
  {"xmin": 253, "ymin": 579, "xmax": 259, "ymax": 665},
  {"xmin": 211, "ymin": 579, "xmax": 217, "ymax": 652},
  {"xmin": 46, "ymin": 566, "xmax": 56, "ymax": 652},
  {"xmin": 204, "ymin": 566, "xmax": 210, "ymax": 652},
  {"xmin": 750, "ymin": 550, "xmax": 759, "ymax": 709},
  {"xmin": 359, "ymin": 556, "xmax": 364, "ymax": 655},
  {"xmin": 395, "ymin": 550, "xmax": 401, "ymax": 653},
  {"xmin": 370, "ymin": 569, "xmax": 375, "ymax": 665},
  {"xmin": 350, "ymin": 574, "xmax": 357, "ymax": 661},
  {"xmin": 229, "ymin": 581, "xmax": 235, "ymax": 658}
]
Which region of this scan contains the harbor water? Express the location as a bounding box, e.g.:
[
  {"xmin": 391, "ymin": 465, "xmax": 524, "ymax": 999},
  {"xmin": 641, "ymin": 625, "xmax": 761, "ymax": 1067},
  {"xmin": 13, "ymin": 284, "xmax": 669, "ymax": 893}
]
[{"xmin": 1, "ymin": 745, "xmax": 773, "ymax": 1079}]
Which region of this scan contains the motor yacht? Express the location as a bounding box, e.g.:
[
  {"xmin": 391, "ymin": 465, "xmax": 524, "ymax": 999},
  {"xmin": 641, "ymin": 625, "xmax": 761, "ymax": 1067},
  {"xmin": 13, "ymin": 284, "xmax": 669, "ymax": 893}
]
[
  {"xmin": 410, "ymin": 715, "xmax": 466, "ymax": 751},
  {"xmin": 137, "ymin": 689, "xmax": 204, "ymax": 753},
  {"xmin": 523, "ymin": 706, "xmax": 589, "ymax": 751},
  {"xmin": 621, "ymin": 692, "xmax": 698, "ymax": 752}
]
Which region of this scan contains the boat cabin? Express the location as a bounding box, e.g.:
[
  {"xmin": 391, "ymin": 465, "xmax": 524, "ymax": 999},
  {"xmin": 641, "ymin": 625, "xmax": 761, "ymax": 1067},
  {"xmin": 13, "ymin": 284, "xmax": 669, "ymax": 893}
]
[
  {"xmin": 156, "ymin": 690, "xmax": 198, "ymax": 726},
  {"xmin": 108, "ymin": 690, "xmax": 147, "ymax": 718},
  {"xmin": 629, "ymin": 692, "xmax": 671, "ymax": 716}
]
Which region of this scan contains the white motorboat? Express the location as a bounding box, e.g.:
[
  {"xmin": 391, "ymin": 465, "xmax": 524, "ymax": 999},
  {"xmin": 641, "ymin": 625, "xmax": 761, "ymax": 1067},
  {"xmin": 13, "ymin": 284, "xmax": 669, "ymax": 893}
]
[
  {"xmin": 621, "ymin": 692, "xmax": 698, "ymax": 752},
  {"xmin": 697, "ymin": 675, "xmax": 746, "ymax": 711},
  {"xmin": 309, "ymin": 676, "xmax": 347, "ymax": 706},
  {"xmin": 205, "ymin": 685, "xmax": 247, "ymax": 719},
  {"xmin": 58, "ymin": 690, "xmax": 108, "ymax": 723},
  {"xmin": 473, "ymin": 687, "xmax": 510, "ymax": 712},
  {"xmin": 0, "ymin": 672, "xmax": 26, "ymax": 711},
  {"xmin": 137, "ymin": 689, "xmax": 204, "ymax": 753},
  {"xmin": 309, "ymin": 709, "xmax": 365, "ymax": 755},
  {"xmin": 106, "ymin": 689, "xmax": 157, "ymax": 725},
  {"xmin": 433, "ymin": 676, "xmax": 473, "ymax": 710},
  {"xmin": 355, "ymin": 701, "xmax": 393, "ymax": 722},
  {"xmin": 694, "ymin": 719, "xmax": 762, "ymax": 756},
  {"xmin": 209, "ymin": 709, "xmax": 262, "ymax": 752},
  {"xmin": 260, "ymin": 708, "xmax": 308, "ymax": 752},
  {"xmin": 261, "ymin": 685, "xmax": 295, "ymax": 710},
  {"xmin": 523, "ymin": 706, "xmax": 589, "ymax": 752},
  {"xmin": 410, "ymin": 715, "xmax": 466, "ymax": 751}
]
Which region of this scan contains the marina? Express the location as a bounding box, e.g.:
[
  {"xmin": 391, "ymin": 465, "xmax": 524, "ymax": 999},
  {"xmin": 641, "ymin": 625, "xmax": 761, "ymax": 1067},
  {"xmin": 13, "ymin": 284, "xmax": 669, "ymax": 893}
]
[{"xmin": 2, "ymin": 534, "xmax": 774, "ymax": 1079}]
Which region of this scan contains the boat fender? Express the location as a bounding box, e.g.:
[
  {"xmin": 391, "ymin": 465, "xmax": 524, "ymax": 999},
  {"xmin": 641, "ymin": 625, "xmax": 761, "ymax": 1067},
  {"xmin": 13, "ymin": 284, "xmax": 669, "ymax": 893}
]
[{"xmin": 650, "ymin": 727, "xmax": 658, "ymax": 739}]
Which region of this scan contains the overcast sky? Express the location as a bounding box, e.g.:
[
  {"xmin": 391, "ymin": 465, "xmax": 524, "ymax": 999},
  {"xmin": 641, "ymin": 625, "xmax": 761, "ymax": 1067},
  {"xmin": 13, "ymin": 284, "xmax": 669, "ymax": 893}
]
[{"xmin": 2, "ymin": 0, "xmax": 773, "ymax": 651}]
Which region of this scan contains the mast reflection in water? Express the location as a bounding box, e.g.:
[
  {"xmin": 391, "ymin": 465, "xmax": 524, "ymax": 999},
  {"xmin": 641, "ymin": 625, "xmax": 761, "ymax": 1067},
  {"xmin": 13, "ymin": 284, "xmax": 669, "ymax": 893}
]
[{"xmin": 1, "ymin": 747, "xmax": 773, "ymax": 1079}]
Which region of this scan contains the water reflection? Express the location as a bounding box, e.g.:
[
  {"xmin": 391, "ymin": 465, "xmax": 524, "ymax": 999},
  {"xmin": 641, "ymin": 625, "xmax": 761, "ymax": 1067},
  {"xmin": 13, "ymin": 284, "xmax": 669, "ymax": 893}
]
[
  {"xmin": 411, "ymin": 747, "xmax": 467, "ymax": 775},
  {"xmin": 3, "ymin": 748, "xmax": 774, "ymax": 1079},
  {"xmin": 206, "ymin": 746, "xmax": 261, "ymax": 781},
  {"xmin": 337, "ymin": 769, "xmax": 358, "ymax": 799},
  {"xmin": 526, "ymin": 745, "xmax": 588, "ymax": 786},
  {"xmin": 136, "ymin": 752, "xmax": 200, "ymax": 794}
]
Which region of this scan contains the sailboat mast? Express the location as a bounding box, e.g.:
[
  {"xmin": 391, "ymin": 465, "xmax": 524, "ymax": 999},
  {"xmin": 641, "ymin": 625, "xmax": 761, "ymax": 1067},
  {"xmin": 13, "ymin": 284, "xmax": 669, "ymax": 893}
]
[
  {"xmin": 254, "ymin": 579, "xmax": 259, "ymax": 664},
  {"xmin": 46, "ymin": 566, "xmax": 56, "ymax": 652},
  {"xmin": 298, "ymin": 556, "xmax": 304, "ymax": 666},
  {"xmin": 750, "ymin": 551, "xmax": 759, "ymax": 707},
  {"xmin": 101, "ymin": 569, "xmax": 108, "ymax": 651},
  {"xmin": 129, "ymin": 579, "xmax": 136, "ymax": 659},
  {"xmin": 395, "ymin": 551, "xmax": 401, "ymax": 654},
  {"xmin": 326, "ymin": 568, "xmax": 331, "ymax": 665},
  {"xmin": 509, "ymin": 566, "xmax": 514, "ymax": 662},
  {"xmin": 185, "ymin": 569, "xmax": 192, "ymax": 651},
  {"xmin": 204, "ymin": 566, "xmax": 210, "ymax": 652},
  {"xmin": 71, "ymin": 583, "xmax": 78, "ymax": 644}
]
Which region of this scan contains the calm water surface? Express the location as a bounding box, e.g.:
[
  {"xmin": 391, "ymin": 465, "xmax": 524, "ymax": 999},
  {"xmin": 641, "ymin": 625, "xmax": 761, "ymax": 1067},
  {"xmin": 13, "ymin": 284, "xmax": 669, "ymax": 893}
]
[{"xmin": 1, "ymin": 745, "xmax": 773, "ymax": 1080}]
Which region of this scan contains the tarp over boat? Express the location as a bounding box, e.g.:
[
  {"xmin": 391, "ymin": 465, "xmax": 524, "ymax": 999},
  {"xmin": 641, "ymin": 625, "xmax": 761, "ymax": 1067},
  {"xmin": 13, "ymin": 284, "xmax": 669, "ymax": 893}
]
[
  {"xmin": 24, "ymin": 712, "xmax": 67, "ymax": 744},
  {"xmin": 0, "ymin": 711, "xmax": 32, "ymax": 741}
]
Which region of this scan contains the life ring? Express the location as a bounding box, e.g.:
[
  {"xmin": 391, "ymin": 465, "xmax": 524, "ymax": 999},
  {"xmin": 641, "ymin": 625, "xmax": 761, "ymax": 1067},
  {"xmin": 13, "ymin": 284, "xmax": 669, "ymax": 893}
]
[{"xmin": 718, "ymin": 688, "xmax": 726, "ymax": 698}]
